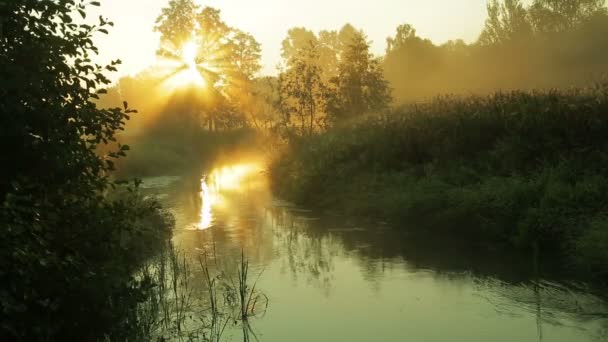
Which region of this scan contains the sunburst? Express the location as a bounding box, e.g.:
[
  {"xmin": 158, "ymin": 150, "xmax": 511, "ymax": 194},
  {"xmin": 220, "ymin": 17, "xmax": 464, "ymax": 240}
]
[{"xmin": 153, "ymin": 37, "xmax": 233, "ymax": 94}]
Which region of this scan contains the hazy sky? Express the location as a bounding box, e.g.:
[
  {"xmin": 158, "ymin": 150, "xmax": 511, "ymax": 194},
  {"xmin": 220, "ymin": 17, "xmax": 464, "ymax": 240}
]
[{"xmin": 92, "ymin": 0, "xmax": 491, "ymax": 79}]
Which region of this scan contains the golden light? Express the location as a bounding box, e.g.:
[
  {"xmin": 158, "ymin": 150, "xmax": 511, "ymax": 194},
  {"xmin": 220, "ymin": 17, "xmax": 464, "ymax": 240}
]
[
  {"xmin": 214, "ymin": 164, "xmax": 258, "ymax": 190},
  {"xmin": 197, "ymin": 163, "xmax": 262, "ymax": 230},
  {"xmin": 174, "ymin": 40, "xmax": 207, "ymax": 88},
  {"xmin": 181, "ymin": 41, "xmax": 198, "ymax": 71},
  {"xmin": 154, "ymin": 39, "xmax": 210, "ymax": 91},
  {"xmin": 198, "ymin": 178, "xmax": 215, "ymax": 230}
]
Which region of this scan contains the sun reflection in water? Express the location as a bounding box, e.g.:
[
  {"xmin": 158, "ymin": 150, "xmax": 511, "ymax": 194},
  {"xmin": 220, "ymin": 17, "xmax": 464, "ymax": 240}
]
[
  {"xmin": 197, "ymin": 163, "xmax": 261, "ymax": 230},
  {"xmin": 198, "ymin": 178, "xmax": 215, "ymax": 230}
]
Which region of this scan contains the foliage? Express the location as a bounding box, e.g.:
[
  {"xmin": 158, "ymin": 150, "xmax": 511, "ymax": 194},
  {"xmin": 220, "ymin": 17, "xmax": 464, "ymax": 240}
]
[
  {"xmin": 154, "ymin": 2, "xmax": 262, "ymax": 132},
  {"xmin": 0, "ymin": 0, "xmax": 172, "ymax": 340},
  {"xmin": 479, "ymin": 0, "xmax": 532, "ymax": 45},
  {"xmin": 529, "ymin": 0, "xmax": 607, "ymax": 33},
  {"xmin": 277, "ymin": 41, "xmax": 329, "ymax": 136},
  {"xmin": 327, "ymin": 32, "xmax": 391, "ymax": 122},
  {"xmin": 154, "ymin": 0, "xmax": 198, "ymax": 47},
  {"xmin": 275, "ymin": 24, "xmax": 391, "ymax": 136},
  {"xmin": 270, "ymin": 87, "xmax": 608, "ymax": 279}
]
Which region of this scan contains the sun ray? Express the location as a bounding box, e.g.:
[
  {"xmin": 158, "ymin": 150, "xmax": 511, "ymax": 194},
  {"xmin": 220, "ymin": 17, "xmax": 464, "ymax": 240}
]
[{"xmin": 153, "ymin": 28, "xmax": 250, "ymax": 97}]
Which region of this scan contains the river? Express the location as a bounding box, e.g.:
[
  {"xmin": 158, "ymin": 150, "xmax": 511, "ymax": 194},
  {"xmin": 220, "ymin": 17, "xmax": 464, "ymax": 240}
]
[{"xmin": 141, "ymin": 161, "xmax": 608, "ymax": 342}]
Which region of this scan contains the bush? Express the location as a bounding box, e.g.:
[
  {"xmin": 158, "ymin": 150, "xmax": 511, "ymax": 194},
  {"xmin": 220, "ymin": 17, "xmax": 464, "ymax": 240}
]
[{"xmin": 0, "ymin": 1, "xmax": 174, "ymax": 339}]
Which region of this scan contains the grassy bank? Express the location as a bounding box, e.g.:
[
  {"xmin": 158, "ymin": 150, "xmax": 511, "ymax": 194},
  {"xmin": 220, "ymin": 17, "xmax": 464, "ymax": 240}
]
[{"xmin": 270, "ymin": 87, "xmax": 608, "ymax": 279}]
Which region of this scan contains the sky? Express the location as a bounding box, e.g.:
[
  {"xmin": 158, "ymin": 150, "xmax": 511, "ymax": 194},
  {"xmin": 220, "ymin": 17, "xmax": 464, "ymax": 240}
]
[{"xmin": 91, "ymin": 0, "xmax": 491, "ymax": 79}]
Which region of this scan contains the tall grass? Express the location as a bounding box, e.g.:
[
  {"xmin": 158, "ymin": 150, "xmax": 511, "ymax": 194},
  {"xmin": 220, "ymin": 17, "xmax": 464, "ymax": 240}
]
[
  {"xmin": 270, "ymin": 86, "xmax": 608, "ymax": 280},
  {"xmin": 129, "ymin": 242, "xmax": 268, "ymax": 341}
]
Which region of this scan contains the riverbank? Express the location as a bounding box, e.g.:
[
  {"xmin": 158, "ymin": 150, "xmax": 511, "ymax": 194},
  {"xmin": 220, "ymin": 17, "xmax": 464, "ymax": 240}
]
[{"xmin": 269, "ymin": 88, "xmax": 608, "ymax": 281}]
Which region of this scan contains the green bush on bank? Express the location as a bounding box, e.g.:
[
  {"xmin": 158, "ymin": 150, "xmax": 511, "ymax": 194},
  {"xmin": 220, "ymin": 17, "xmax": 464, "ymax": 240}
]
[
  {"xmin": 0, "ymin": 1, "xmax": 175, "ymax": 339},
  {"xmin": 270, "ymin": 87, "xmax": 608, "ymax": 278},
  {"xmin": 1, "ymin": 183, "xmax": 174, "ymax": 341}
]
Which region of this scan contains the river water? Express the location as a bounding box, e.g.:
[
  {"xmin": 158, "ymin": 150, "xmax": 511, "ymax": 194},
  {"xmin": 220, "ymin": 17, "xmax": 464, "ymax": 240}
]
[{"xmin": 142, "ymin": 161, "xmax": 608, "ymax": 342}]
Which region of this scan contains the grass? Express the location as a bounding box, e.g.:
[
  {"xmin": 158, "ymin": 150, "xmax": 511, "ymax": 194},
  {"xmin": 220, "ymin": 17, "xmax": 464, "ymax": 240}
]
[
  {"xmin": 130, "ymin": 242, "xmax": 268, "ymax": 342},
  {"xmin": 270, "ymin": 86, "xmax": 608, "ymax": 280}
]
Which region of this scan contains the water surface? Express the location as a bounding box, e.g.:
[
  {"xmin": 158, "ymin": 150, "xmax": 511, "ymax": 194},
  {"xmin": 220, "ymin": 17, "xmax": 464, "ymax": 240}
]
[{"xmin": 142, "ymin": 163, "xmax": 608, "ymax": 342}]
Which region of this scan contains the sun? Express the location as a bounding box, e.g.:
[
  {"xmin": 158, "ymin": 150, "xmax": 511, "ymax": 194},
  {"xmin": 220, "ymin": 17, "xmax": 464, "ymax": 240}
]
[
  {"xmin": 154, "ymin": 40, "xmax": 210, "ymax": 91},
  {"xmin": 153, "ymin": 36, "xmax": 232, "ymax": 94},
  {"xmin": 181, "ymin": 42, "xmax": 202, "ymax": 77},
  {"xmin": 174, "ymin": 41, "xmax": 207, "ymax": 88}
]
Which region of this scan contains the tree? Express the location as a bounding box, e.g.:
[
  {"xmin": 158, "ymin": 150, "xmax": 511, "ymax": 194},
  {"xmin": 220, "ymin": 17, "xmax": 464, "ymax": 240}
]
[
  {"xmin": 154, "ymin": 0, "xmax": 197, "ymax": 47},
  {"xmin": 317, "ymin": 30, "xmax": 341, "ymax": 80},
  {"xmin": 478, "ymin": 0, "xmax": 532, "ymax": 45},
  {"xmin": 329, "ymin": 32, "xmax": 391, "ymax": 121},
  {"xmin": 281, "ymin": 27, "xmax": 319, "ymax": 69},
  {"xmin": 529, "ymin": 0, "xmax": 606, "ymax": 33},
  {"xmin": 278, "ymin": 41, "xmax": 328, "ymax": 136},
  {"xmin": 276, "ymin": 26, "xmax": 391, "ymax": 129},
  {"xmin": 230, "ymin": 29, "xmax": 262, "ymax": 80},
  {"xmin": 154, "ymin": 4, "xmax": 263, "ymax": 131},
  {"xmin": 0, "ymin": 1, "xmax": 170, "ymax": 340},
  {"xmin": 280, "ymin": 24, "xmax": 362, "ymax": 85},
  {"xmin": 386, "ymin": 24, "xmax": 418, "ymax": 53}
]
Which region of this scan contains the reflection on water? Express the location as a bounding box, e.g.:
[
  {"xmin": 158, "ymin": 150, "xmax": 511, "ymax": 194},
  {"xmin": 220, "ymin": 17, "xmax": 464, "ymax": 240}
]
[
  {"xmin": 142, "ymin": 164, "xmax": 608, "ymax": 342},
  {"xmin": 196, "ymin": 163, "xmax": 262, "ymax": 230},
  {"xmin": 199, "ymin": 178, "xmax": 214, "ymax": 229}
]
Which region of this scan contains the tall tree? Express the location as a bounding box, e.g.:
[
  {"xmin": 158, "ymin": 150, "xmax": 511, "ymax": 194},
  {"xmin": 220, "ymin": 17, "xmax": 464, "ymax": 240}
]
[
  {"xmin": 529, "ymin": 0, "xmax": 607, "ymax": 33},
  {"xmin": 281, "ymin": 27, "xmax": 318, "ymax": 67},
  {"xmin": 329, "ymin": 32, "xmax": 391, "ymax": 121},
  {"xmin": 478, "ymin": 0, "xmax": 532, "ymax": 45},
  {"xmin": 278, "ymin": 41, "xmax": 328, "ymax": 136},
  {"xmin": 230, "ymin": 30, "xmax": 262, "ymax": 80},
  {"xmin": 154, "ymin": 0, "xmax": 197, "ymax": 47},
  {"xmin": 155, "ymin": 4, "xmax": 262, "ymax": 131},
  {"xmin": 386, "ymin": 24, "xmax": 418, "ymax": 53}
]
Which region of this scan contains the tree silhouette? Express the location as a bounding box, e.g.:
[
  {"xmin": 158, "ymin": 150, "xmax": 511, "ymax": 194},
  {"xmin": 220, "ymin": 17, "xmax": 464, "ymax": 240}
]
[
  {"xmin": 529, "ymin": 0, "xmax": 606, "ymax": 33},
  {"xmin": 155, "ymin": 0, "xmax": 197, "ymax": 47},
  {"xmin": 278, "ymin": 41, "xmax": 328, "ymax": 136},
  {"xmin": 1, "ymin": 1, "xmax": 169, "ymax": 340},
  {"xmin": 479, "ymin": 0, "xmax": 532, "ymax": 45}
]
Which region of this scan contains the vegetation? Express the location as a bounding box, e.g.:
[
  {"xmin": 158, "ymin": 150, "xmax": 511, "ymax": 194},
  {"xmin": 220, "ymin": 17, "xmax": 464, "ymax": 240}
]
[
  {"xmin": 265, "ymin": 0, "xmax": 608, "ymax": 283},
  {"xmin": 0, "ymin": 1, "xmax": 177, "ymax": 340},
  {"xmin": 96, "ymin": 0, "xmax": 265, "ymax": 176},
  {"xmin": 132, "ymin": 244, "xmax": 268, "ymax": 342},
  {"xmin": 275, "ymin": 24, "xmax": 391, "ymax": 136},
  {"xmin": 270, "ymin": 88, "xmax": 608, "ymax": 279},
  {"xmin": 3, "ymin": 0, "xmax": 608, "ymax": 338}
]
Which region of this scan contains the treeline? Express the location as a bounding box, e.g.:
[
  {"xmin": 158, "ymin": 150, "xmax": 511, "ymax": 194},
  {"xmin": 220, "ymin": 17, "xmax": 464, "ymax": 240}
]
[
  {"xmin": 101, "ymin": 0, "xmax": 608, "ymax": 144},
  {"xmin": 273, "ymin": 0, "xmax": 608, "ymax": 134},
  {"xmin": 385, "ymin": 0, "xmax": 608, "ymax": 102}
]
